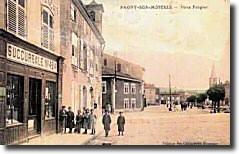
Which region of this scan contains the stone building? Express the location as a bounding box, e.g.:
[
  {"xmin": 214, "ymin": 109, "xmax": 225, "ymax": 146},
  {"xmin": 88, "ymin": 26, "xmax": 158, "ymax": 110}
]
[
  {"xmin": 102, "ymin": 53, "xmax": 145, "ymax": 112},
  {"xmin": 60, "ymin": 0, "xmax": 105, "ymax": 115},
  {"xmin": 223, "ymin": 80, "xmax": 230, "ymax": 106},
  {"xmin": 144, "ymin": 83, "xmax": 157, "ymax": 105},
  {"xmin": 0, "ymin": 0, "xmax": 63, "ymax": 144},
  {"xmin": 209, "ymin": 62, "xmax": 218, "ymax": 87}
]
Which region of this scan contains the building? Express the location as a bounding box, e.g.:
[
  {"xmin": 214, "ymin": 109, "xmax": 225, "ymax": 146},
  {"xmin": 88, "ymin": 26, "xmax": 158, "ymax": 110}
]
[
  {"xmin": 144, "ymin": 83, "xmax": 157, "ymax": 105},
  {"xmin": 60, "ymin": 0, "xmax": 105, "ymax": 115},
  {"xmin": 209, "ymin": 62, "xmax": 218, "ymax": 87},
  {"xmin": 102, "ymin": 53, "xmax": 145, "ymax": 112},
  {"xmin": 223, "ymin": 80, "xmax": 230, "ymax": 106},
  {"xmin": 0, "ymin": 0, "xmax": 64, "ymax": 144}
]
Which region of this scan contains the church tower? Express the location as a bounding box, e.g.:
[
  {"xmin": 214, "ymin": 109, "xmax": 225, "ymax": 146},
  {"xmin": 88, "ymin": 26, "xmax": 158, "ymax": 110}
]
[
  {"xmin": 209, "ymin": 62, "xmax": 218, "ymax": 87},
  {"xmin": 86, "ymin": 0, "xmax": 104, "ymax": 34}
]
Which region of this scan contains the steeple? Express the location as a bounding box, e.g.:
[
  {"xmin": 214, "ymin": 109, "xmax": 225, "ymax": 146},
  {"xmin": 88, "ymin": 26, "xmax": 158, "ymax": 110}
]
[
  {"xmin": 209, "ymin": 62, "xmax": 218, "ymax": 87},
  {"xmin": 210, "ymin": 62, "xmax": 216, "ymax": 78},
  {"xmin": 86, "ymin": 0, "xmax": 104, "ymax": 34}
]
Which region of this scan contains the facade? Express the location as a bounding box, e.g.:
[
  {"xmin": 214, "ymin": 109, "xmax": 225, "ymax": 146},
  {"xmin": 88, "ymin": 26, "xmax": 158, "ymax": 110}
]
[
  {"xmin": 60, "ymin": 0, "xmax": 105, "ymax": 115},
  {"xmin": 102, "ymin": 53, "xmax": 145, "ymax": 111},
  {"xmin": 144, "ymin": 83, "xmax": 157, "ymax": 105},
  {"xmin": 0, "ymin": 0, "xmax": 63, "ymax": 144}
]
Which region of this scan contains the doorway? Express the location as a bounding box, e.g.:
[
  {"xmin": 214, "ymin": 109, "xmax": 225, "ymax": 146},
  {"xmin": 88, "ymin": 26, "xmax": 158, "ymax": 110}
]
[{"xmin": 28, "ymin": 78, "xmax": 42, "ymax": 136}]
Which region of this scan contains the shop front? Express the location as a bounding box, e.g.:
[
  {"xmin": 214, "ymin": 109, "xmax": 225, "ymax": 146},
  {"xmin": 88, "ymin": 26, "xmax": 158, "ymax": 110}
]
[{"xmin": 0, "ymin": 30, "xmax": 64, "ymax": 145}]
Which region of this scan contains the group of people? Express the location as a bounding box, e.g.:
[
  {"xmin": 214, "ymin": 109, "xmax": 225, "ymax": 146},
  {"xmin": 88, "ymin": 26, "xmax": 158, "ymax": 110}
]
[
  {"xmin": 59, "ymin": 106, "xmax": 97, "ymax": 135},
  {"xmin": 59, "ymin": 106, "xmax": 126, "ymax": 137}
]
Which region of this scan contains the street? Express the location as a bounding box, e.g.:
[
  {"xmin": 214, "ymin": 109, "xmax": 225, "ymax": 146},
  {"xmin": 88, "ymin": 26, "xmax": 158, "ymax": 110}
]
[{"xmin": 87, "ymin": 106, "xmax": 230, "ymax": 145}]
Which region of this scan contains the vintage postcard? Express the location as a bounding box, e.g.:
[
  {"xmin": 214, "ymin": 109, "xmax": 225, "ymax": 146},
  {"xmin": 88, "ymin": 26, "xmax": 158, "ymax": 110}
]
[{"xmin": 0, "ymin": 0, "xmax": 230, "ymax": 145}]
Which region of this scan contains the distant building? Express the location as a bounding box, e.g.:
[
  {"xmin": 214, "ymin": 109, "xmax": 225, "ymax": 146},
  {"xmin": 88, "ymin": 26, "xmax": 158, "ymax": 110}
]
[
  {"xmin": 144, "ymin": 83, "xmax": 157, "ymax": 105},
  {"xmin": 102, "ymin": 53, "xmax": 145, "ymax": 111},
  {"xmin": 209, "ymin": 62, "xmax": 218, "ymax": 87},
  {"xmin": 223, "ymin": 80, "xmax": 230, "ymax": 106}
]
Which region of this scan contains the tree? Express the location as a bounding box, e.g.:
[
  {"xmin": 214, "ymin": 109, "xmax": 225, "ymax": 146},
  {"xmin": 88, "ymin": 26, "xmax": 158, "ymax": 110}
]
[
  {"xmin": 196, "ymin": 93, "xmax": 208, "ymax": 107},
  {"xmin": 186, "ymin": 95, "xmax": 197, "ymax": 103},
  {"xmin": 186, "ymin": 95, "xmax": 197, "ymax": 107},
  {"xmin": 206, "ymin": 84, "xmax": 225, "ymax": 113}
]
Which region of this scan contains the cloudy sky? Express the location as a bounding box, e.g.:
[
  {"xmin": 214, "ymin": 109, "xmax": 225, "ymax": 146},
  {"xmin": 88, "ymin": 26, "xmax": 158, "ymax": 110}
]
[{"xmin": 85, "ymin": 0, "xmax": 230, "ymax": 89}]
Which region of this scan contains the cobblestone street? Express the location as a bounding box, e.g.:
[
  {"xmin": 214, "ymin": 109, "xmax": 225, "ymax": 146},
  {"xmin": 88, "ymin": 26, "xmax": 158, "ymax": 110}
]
[{"xmin": 87, "ymin": 106, "xmax": 230, "ymax": 145}]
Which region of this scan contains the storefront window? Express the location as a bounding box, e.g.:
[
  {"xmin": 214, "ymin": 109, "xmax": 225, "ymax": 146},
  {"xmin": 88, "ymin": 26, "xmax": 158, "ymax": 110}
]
[
  {"xmin": 45, "ymin": 81, "xmax": 56, "ymax": 119},
  {"xmin": 6, "ymin": 74, "xmax": 24, "ymax": 125}
]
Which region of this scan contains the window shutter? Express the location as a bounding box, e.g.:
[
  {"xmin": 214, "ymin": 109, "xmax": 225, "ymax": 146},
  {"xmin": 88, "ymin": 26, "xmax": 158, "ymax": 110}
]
[
  {"xmin": 42, "ymin": 24, "xmax": 49, "ymax": 49},
  {"xmin": 8, "ymin": 0, "xmax": 17, "ymax": 33},
  {"xmin": 49, "ymin": 28, "xmax": 54, "ymax": 51},
  {"xmin": 18, "ymin": 6, "xmax": 26, "ymax": 37}
]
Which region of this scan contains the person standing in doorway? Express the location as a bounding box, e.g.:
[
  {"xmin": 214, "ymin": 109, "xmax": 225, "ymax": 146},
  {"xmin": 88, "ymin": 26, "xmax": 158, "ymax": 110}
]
[
  {"xmin": 117, "ymin": 112, "xmax": 125, "ymax": 136},
  {"xmin": 59, "ymin": 106, "xmax": 67, "ymax": 134},
  {"xmin": 102, "ymin": 110, "xmax": 111, "ymax": 137},
  {"xmin": 66, "ymin": 107, "xmax": 75, "ymax": 133}
]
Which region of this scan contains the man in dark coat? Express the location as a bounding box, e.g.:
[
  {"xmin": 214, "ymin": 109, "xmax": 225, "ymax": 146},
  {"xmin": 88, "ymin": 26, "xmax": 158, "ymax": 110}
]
[
  {"xmin": 59, "ymin": 106, "xmax": 67, "ymax": 134},
  {"xmin": 102, "ymin": 110, "xmax": 111, "ymax": 137},
  {"xmin": 66, "ymin": 107, "xmax": 75, "ymax": 133},
  {"xmin": 117, "ymin": 112, "xmax": 125, "ymax": 136},
  {"xmin": 75, "ymin": 110, "xmax": 84, "ymax": 134}
]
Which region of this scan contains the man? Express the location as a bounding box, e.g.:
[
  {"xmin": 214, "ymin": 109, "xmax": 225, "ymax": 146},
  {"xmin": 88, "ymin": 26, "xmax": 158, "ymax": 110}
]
[
  {"xmin": 89, "ymin": 109, "xmax": 97, "ymax": 135},
  {"xmin": 66, "ymin": 107, "xmax": 75, "ymax": 133},
  {"xmin": 59, "ymin": 106, "xmax": 67, "ymax": 134},
  {"xmin": 102, "ymin": 110, "xmax": 111, "ymax": 137},
  {"xmin": 117, "ymin": 112, "xmax": 125, "ymax": 136}
]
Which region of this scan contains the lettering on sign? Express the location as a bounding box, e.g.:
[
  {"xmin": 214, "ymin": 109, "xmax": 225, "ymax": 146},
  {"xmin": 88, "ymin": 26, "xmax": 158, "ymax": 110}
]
[{"xmin": 7, "ymin": 43, "xmax": 57, "ymax": 73}]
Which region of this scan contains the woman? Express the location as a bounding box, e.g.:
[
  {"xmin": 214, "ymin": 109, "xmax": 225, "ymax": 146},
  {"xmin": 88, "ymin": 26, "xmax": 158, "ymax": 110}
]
[
  {"xmin": 89, "ymin": 109, "xmax": 97, "ymax": 135},
  {"xmin": 75, "ymin": 110, "xmax": 84, "ymax": 134},
  {"xmin": 83, "ymin": 108, "xmax": 90, "ymax": 134}
]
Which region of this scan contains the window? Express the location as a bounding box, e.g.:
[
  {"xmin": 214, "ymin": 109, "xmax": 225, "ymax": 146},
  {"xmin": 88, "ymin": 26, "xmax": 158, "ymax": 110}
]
[
  {"xmin": 83, "ymin": 44, "xmax": 87, "ymax": 71},
  {"xmin": 71, "ymin": 3, "xmax": 77, "ymax": 22},
  {"xmin": 104, "ymin": 59, "xmax": 107, "ymax": 66},
  {"xmin": 124, "ymin": 98, "xmax": 129, "ymax": 109},
  {"xmin": 6, "ymin": 74, "xmax": 24, "ymax": 125},
  {"xmin": 131, "ymin": 83, "xmax": 136, "ymax": 94},
  {"xmin": 42, "ymin": 8, "xmax": 54, "ymax": 51},
  {"xmin": 71, "ymin": 32, "xmax": 78, "ymax": 66},
  {"xmin": 117, "ymin": 63, "xmax": 121, "ymax": 72},
  {"xmin": 124, "ymin": 83, "xmax": 129, "ymax": 94},
  {"xmin": 102, "ymin": 81, "xmax": 107, "ymax": 94},
  {"xmin": 90, "ymin": 11, "xmax": 96, "ymax": 22},
  {"xmin": 89, "ymin": 49, "xmax": 94, "ymax": 75},
  {"xmin": 45, "ymin": 81, "xmax": 56, "ymax": 119},
  {"xmin": 7, "ymin": 0, "xmax": 26, "ymax": 37},
  {"xmin": 125, "ymin": 63, "xmax": 131, "ymax": 75},
  {"xmin": 131, "ymin": 98, "xmax": 136, "ymax": 109}
]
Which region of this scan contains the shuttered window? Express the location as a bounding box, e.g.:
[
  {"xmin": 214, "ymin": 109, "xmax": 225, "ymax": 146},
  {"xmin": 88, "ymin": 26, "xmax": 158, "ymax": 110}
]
[
  {"xmin": 41, "ymin": 8, "xmax": 54, "ymax": 51},
  {"xmin": 71, "ymin": 32, "xmax": 78, "ymax": 66},
  {"xmin": 7, "ymin": 0, "xmax": 26, "ymax": 37}
]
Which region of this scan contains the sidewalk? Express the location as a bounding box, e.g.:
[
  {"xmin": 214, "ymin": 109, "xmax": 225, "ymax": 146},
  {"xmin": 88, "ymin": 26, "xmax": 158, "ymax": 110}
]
[{"xmin": 21, "ymin": 113, "xmax": 118, "ymax": 145}]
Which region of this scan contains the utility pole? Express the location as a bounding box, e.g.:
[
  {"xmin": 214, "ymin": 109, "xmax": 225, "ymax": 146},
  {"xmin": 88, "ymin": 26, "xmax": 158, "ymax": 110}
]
[{"xmin": 169, "ymin": 74, "xmax": 172, "ymax": 111}]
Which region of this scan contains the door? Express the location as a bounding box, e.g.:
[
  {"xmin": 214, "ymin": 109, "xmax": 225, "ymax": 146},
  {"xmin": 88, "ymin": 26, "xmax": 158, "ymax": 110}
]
[{"xmin": 28, "ymin": 78, "xmax": 42, "ymax": 136}]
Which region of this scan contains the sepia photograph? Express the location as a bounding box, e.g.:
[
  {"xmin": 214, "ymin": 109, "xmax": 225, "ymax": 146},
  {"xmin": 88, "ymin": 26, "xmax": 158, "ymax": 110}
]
[{"xmin": 0, "ymin": 0, "xmax": 230, "ymax": 146}]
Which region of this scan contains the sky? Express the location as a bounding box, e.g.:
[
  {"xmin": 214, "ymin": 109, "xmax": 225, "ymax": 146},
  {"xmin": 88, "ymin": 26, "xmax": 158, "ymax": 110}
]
[{"xmin": 85, "ymin": 0, "xmax": 230, "ymax": 89}]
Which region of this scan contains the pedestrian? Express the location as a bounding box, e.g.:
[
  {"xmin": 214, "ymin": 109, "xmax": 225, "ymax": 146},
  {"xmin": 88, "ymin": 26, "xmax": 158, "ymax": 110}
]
[
  {"xmin": 89, "ymin": 109, "xmax": 97, "ymax": 135},
  {"xmin": 66, "ymin": 106, "xmax": 75, "ymax": 133},
  {"xmin": 83, "ymin": 108, "xmax": 90, "ymax": 134},
  {"xmin": 59, "ymin": 106, "xmax": 67, "ymax": 134},
  {"xmin": 75, "ymin": 110, "xmax": 84, "ymax": 134},
  {"xmin": 117, "ymin": 112, "xmax": 125, "ymax": 136},
  {"xmin": 105, "ymin": 103, "xmax": 111, "ymax": 113},
  {"xmin": 102, "ymin": 110, "xmax": 111, "ymax": 137}
]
